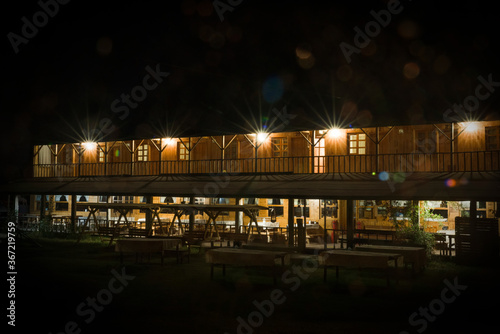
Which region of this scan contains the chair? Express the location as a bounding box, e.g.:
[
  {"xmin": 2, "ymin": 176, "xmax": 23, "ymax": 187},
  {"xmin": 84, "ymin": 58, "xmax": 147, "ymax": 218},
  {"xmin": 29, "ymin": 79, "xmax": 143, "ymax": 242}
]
[{"xmin": 433, "ymin": 233, "xmax": 448, "ymax": 256}]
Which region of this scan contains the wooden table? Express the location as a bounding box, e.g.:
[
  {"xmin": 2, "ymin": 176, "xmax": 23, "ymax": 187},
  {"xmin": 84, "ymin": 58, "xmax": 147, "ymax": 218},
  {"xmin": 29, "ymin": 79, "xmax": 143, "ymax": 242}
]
[
  {"xmin": 205, "ymin": 248, "xmax": 288, "ymax": 284},
  {"xmin": 319, "ymin": 250, "xmax": 403, "ymax": 286},
  {"xmin": 115, "ymin": 238, "xmax": 182, "ymax": 265},
  {"xmin": 355, "ymin": 244, "xmax": 427, "ymax": 273}
]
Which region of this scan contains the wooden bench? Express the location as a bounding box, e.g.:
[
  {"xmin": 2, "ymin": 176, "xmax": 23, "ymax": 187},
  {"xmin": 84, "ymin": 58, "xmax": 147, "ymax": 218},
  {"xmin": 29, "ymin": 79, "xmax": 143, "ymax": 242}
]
[
  {"xmin": 319, "ymin": 250, "xmax": 403, "ymax": 286},
  {"xmin": 94, "ymin": 226, "xmax": 122, "ymax": 246},
  {"xmin": 206, "ymin": 248, "xmax": 288, "ymax": 284},
  {"xmin": 115, "ymin": 238, "xmax": 187, "ymax": 264},
  {"xmin": 127, "ymin": 228, "xmax": 151, "ymax": 238},
  {"xmin": 221, "ymin": 232, "xmax": 250, "ymax": 246},
  {"xmin": 182, "ymin": 231, "xmax": 206, "ymax": 253}
]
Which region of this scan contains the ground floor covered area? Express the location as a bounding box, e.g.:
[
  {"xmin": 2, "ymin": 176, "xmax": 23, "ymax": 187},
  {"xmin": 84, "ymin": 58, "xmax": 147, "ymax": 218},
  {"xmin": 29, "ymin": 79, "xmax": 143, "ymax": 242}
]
[{"xmin": 13, "ymin": 237, "xmax": 500, "ymax": 334}]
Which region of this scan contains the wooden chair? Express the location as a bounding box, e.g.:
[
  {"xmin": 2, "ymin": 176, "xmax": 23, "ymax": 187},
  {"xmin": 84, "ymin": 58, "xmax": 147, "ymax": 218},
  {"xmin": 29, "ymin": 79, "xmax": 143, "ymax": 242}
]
[{"xmin": 433, "ymin": 233, "xmax": 448, "ymax": 256}]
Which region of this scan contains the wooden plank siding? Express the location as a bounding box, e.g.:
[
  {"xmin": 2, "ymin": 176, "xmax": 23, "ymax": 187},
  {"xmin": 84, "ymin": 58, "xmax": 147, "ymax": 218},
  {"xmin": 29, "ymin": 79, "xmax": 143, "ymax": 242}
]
[{"xmin": 32, "ymin": 121, "xmax": 500, "ymax": 177}]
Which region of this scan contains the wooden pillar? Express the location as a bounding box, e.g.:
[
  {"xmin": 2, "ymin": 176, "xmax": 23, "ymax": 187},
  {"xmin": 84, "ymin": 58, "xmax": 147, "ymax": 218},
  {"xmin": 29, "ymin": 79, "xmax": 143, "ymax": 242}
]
[
  {"xmin": 71, "ymin": 194, "xmax": 77, "ymax": 233},
  {"xmin": 288, "ymin": 197, "xmax": 294, "ymax": 247},
  {"xmin": 376, "ymin": 127, "xmax": 380, "ymax": 172},
  {"xmin": 189, "ymin": 196, "xmax": 195, "ymax": 232},
  {"xmin": 323, "ymin": 199, "xmax": 328, "ymax": 249},
  {"xmin": 145, "ymin": 195, "xmax": 153, "ymax": 233},
  {"xmin": 234, "ymin": 197, "xmax": 241, "ymax": 233},
  {"xmin": 470, "ymin": 200, "xmax": 477, "ymax": 221},
  {"xmin": 254, "ymin": 145, "xmax": 258, "ymax": 173},
  {"xmin": 188, "ymin": 137, "xmax": 192, "ymax": 173},
  {"xmin": 297, "ymin": 217, "xmax": 305, "ymax": 252},
  {"xmin": 104, "ymin": 142, "xmax": 108, "ymax": 175},
  {"xmin": 40, "ymin": 195, "xmax": 46, "ymax": 220},
  {"xmin": 450, "ymin": 123, "xmax": 455, "ymax": 171},
  {"xmin": 346, "ymin": 199, "xmax": 354, "ymax": 249},
  {"xmin": 310, "ymin": 130, "xmax": 315, "ymax": 173}
]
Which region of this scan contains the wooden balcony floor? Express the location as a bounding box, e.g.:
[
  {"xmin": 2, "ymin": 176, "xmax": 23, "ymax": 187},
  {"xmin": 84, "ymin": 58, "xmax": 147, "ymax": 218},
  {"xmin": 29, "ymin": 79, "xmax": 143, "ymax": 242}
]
[{"xmin": 2, "ymin": 172, "xmax": 499, "ymax": 200}]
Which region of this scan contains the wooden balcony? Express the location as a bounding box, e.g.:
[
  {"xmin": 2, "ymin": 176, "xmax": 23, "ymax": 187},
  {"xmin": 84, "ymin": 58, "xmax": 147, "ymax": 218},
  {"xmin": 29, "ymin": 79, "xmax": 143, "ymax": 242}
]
[{"xmin": 33, "ymin": 151, "xmax": 500, "ymax": 178}]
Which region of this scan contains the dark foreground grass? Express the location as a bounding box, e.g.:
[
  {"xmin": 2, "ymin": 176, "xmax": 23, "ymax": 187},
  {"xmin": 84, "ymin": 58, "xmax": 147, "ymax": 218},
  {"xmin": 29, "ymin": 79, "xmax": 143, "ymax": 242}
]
[{"xmin": 12, "ymin": 237, "xmax": 500, "ymax": 334}]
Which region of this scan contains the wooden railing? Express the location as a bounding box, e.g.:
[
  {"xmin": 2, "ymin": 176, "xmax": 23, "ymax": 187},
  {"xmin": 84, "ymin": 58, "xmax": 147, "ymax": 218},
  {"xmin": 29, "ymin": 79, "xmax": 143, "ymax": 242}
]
[{"xmin": 33, "ymin": 151, "xmax": 500, "ymax": 177}]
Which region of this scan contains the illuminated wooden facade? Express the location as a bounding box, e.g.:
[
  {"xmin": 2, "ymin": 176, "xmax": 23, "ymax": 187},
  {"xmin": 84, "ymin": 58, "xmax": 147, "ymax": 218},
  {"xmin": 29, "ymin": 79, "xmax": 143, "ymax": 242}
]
[
  {"xmin": 25, "ymin": 120, "xmax": 500, "ymax": 232},
  {"xmin": 33, "ymin": 121, "xmax": 500, "ymax": 177}
]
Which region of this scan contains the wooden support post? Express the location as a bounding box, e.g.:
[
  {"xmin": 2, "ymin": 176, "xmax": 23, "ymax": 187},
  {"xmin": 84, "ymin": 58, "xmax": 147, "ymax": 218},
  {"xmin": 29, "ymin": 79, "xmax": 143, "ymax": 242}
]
[
  {"xmin": 145, "ymin": 196, "xmax": 153, "ymax": 234},
  {"xmin": 297, "ymin": 217, "xmax": 305, "ymax": 252},
  {"xmin": 40, "ymin": 195, "xmax": 46, "ymax": 220},
  {"xmin": 470, "ymin": 200, "xmax": 477, "ymax": 221},
  {"xmin": 189, "ymin": 196, "xmax": 195, "ymax": 232},
  {"xmin": 288, "ymin": 197, "xmax": 294, "ymax": 247},
  {"xmin": 323, "ymin": 199, "xmax": 328, "ymax": 250},
  {"xmin": 450, "ymin": 123, "xmax": 455, "ymax": 171},
  {"xmin": 376, "ymin": 127, "xmax": 380, "ymax": 172},
  {"xmin": 310, "ymin": 130, "xmax": 315, "ymax": 173},
  {"xmin": 234, "ymin": 197, "xmax": 241, "ymax": 233},
  {"xmin": 254, "ymin": 145, "xmax": 258, "ymax": 173},
  {"xmin": 346, "ymin": 199, "xmax": 354, "ymax": 249},
  {"xmin": 71, "ymin": 194, "xmax": 77, "ymax": 233}
]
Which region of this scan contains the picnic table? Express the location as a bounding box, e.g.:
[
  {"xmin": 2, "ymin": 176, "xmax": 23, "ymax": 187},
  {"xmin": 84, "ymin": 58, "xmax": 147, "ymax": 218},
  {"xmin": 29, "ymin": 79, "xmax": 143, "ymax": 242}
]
[
  {"xmin": 205, "ymin": 248, "xmax": 288, "ymax": 284},
  {"xmin": 319, "ymin": 250, "xmax": 403, "ymax": 286},
  {"xmin": 355, "ymin": 244, "xmax": 427, "ymax": 273},
  {"xmin": 115, "ymin": 238, "xmax": 184, "ymax": 265}
]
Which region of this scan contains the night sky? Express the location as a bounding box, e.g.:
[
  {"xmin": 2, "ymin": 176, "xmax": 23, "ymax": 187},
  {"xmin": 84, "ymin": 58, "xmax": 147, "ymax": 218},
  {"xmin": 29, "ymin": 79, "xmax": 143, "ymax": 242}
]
[{"xmin": 1, "ymin": 0, "xmax": 500, "ymax": 181}]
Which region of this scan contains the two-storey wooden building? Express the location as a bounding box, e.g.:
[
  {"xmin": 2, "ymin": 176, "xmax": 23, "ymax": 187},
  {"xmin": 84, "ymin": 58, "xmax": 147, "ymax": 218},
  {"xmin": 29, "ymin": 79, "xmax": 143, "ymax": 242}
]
[{"xmin": 2, "ymin": 118, "xmax": 499, "ymax": 254}]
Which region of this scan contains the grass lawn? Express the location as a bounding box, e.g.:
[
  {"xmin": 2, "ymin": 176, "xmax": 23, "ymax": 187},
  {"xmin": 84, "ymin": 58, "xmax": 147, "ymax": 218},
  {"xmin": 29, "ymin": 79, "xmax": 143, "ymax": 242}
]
[{"xmin": 13, "ymin": 236, "xmax": 500, "ymax": 334}]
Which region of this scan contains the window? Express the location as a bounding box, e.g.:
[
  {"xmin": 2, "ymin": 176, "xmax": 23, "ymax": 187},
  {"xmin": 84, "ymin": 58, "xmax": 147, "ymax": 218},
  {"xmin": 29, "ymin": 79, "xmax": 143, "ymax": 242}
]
[
  {"xmin": 162, "ymin": 196, "xmax": 175, "ymax": 204},
  {"xmin": 213, "ymin": 198, "xmax": 230, "ymax": 204},
  {"xmin": 348, "ymin": 133, "xmax": 366, "ymax": 155},
  {"xmin": 272, "ymin": 137, "xmax": 288, "ymax": 157},
  {"xmin": 178, "ymin": 143, "xmax": 188, "ymax": 160},
  {"xmin": 485, "ymin": 126, "xmax": 500, "ymax": 151},
  {"xmin": 113, "ymin": 196, "xmax": 134, "ymax": 204},
  {"xmin": 39, "ymin": 145, "xmax": 52, "ymax": 164},
  {"xmin": 137, "ymin": 144, "xmax": 149, "ymax": 162},
  {"xmin": 98, "ymin": 149, "xmax": 105, "ymax": 163},
  {"xmin": 314, "ymin": 138, "xmax": 325, "ymax": 173},
  {"xmin": 244, "ymin": 198, "xmax": 258, "ymax": 205},
  {"xmin": 321, "ymin": 207, "xmax": 337, "ymax": 217},
  {"xmin": 55, "ymin": 195, "xmax": 69, "ymax": 211},
  {"xmin": 267, "ymin": 198, "xmax": 283, "ymax": 205},
  {"xmin": 268, "ymin": 206, "xmax": 284, "ymax": 217},
  {"xmin": 268, "ymin": 198, "xmax": 284, "ymax": 217}
]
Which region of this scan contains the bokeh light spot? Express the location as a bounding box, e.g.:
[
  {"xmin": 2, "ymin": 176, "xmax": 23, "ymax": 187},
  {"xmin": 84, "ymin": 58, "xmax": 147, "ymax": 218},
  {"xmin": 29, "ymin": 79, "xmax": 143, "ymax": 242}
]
[
  {"xmin": 445, "ymin": 178, "xmax": 456, "ymax": 187},
  {"xmin": 378, "ymin": 171, "xmax": 389, "ymax": 181},
  {"xmin": 403, "ymin": 62, "xmax": 420, "ymax": 79},
  {"xmin": 397, "ymin": 20, "xmax": 419, "ymax": 39}
]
